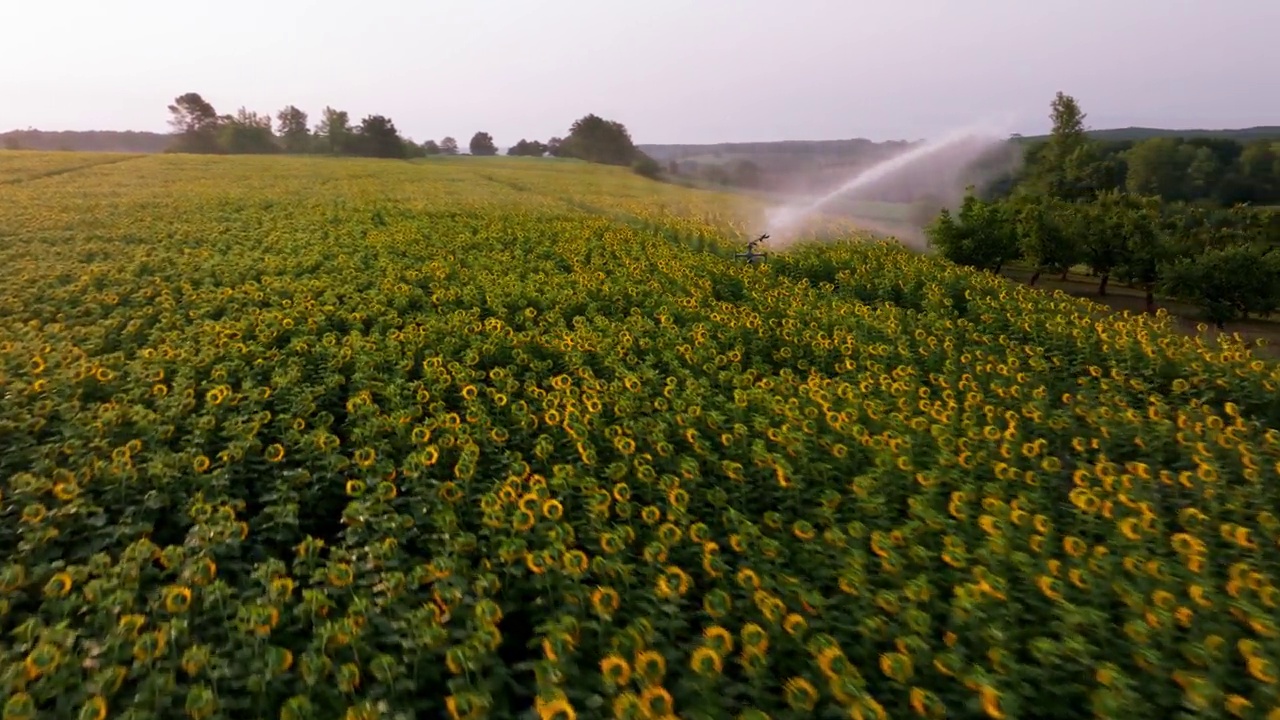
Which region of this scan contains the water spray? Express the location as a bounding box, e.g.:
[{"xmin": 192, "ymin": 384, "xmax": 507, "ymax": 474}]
[{"xmin": 759, "ymin": 116, "xmax": 1021, "ymax": 249}]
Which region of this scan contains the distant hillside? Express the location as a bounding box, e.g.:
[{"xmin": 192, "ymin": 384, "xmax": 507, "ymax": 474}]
[
  {"xmin": 1014, "ymin": 125, "xmax": 1280, "ymax": 144},
  {"xmin": 1, "ymin": 129, "xmax": 171, "ymax": 153},
  {"xmin": 638, "ymin": 137, "xmax": 912, "ymax": 163},
  {"xmin": 638, "ymin": 138, "xmax": 920, "ymax": 196},
  {"xmin": 641, "ymin": 126, "xmax": 1280, "ymax": 161}
]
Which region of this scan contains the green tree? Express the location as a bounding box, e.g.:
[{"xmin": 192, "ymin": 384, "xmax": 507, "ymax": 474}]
[
  {"xmin": 353, "ymin": 115, "xmax": 406, "ymax": 158},
  {"xmin": 1237, "ymin": 140, "xmax": 1278, "ymax": 202},
  {"xmin": 547, "ymin": 137, "xmax": 564, "ymax": 157},
  {"xmin": 166, "ymin": 92, "xmax": 221, "ymax": 153},
  {"xmin": 1064, "ymin": 142, "xmax": 1125, "ymax": 197},
  {"xmin": 1012, "ymin": 195, "xmax": 1078, "ymax": 286},
  {"xmin": 1161, "ymin": 243, "xmax": 1280, "ymax": 327},
  {"xmin": 439, "ymin": 137, "xmax": 459, "ymax": 155},
  {"xmin": 1070, "ymin": 193, "xmax": 1132, "ymax": 296},
  {"xmin": 1023, "ymin": 92, "xmax": 1118, "ymax": 201},
  {"xmin": 402, "ymin": 138, "xmax": 427, "ymax": 158},
  {"xmin": 275, "ymin": 105, "xmax": 311, "ymax": 153},
  {"xmin": 469, "ymin": 131, "xmax": 497, "ymax": 156},
  {"xmin": 315, "ymin": 107, "xmax": 351, "ymax": 154},
  {"xmin": 218, "ymin": 107, "xmax": 277, "ymax": 154},
  {"xmin": 507, "ymin": 139, "xmax": 547, "ymax": 157},
  {"xmin": 1185, "ymin": 146, "xmax": 1224, "ymax": 199},
  {"xmin": 1108, "ymin": 193, "xmax": 1169, "ymax": 313},
  {"xmin": 924, "ymin": 191, "xmax": 1021, "ymax": 273},
  {"xmin": 1124, "ymin": 138, "xmax": 1192, "ymax": 200},
  {"xmin": 1040, "ymin": 91, "xmax": 1087, "ymax": 196},
  {"xmin": 422, "ymin": 140, "xmax": 441, "ymax": 155},
  {"xmin": 561, "ymin": 114, "xmax": 637, "ymax": 166}
]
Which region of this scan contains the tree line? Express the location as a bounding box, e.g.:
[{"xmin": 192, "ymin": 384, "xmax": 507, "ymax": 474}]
[
  {"xmin": 164, "ymin": 93, "xmax": 658, "ymax": 174},
  {"xmin": 994, "ymin": 97, "xmax": 1280, "ymax": 208},
  {"xmin": 928, "ymin": 92, "xmax": 1280, "ymax": 329}
]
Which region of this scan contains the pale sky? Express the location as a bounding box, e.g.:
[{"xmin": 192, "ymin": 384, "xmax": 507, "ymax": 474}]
[{"xmin": 3, "ymin": 0, "xmax": 1277, "ymax": 145}]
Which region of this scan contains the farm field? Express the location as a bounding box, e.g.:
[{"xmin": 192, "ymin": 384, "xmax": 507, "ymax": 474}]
[{"xmin": 3, "ymin": 151, "xmax": 1280, "ymax": 719}]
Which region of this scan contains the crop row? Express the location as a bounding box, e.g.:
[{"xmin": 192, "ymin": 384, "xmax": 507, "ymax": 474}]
[{"xmin": 1, "ymin": 154, "xmax": 1278, "ymax": 720}]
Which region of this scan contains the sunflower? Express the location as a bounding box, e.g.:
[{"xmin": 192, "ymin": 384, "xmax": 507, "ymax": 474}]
[
  {"xmin": 43, "ymin": 571, "xmax": 73, "ymax": 598},
  {"xmin": 600, "ymin": 654, "xmax": 632, "ymax": 687},
  {"xmin": 783, "ymin": 677, "xmax": 818, "ymax": 711},
  {"xmin": 535, "ymin": 694, "xmax": 576, "ymax": 720},
  {"xmin": 638, "ymin": 687, "xmax": 673, "ymax": 717},
  {"xmin": 703, "ymin": 626, "xmax": 734, "ymax": 655},
  {"xmin": 591, "ymin": 586, "xmax": 621, "ymax": 616},
  {"xmin": 611, "ymin": 693, "xmax": 642, "ymax": 720},
  {"xmin": 690, "ymin": 585, "xmax": 729, "ymax": 617},
  {"xmin": 689, "ymin": 647, "xmax": 722, "ymax": 677},
  {"xmin": 164, "ymin": 585, "xmax": 193, "ymax": 613}
]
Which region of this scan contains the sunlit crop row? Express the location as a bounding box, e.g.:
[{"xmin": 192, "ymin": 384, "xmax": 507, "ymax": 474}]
[
  {"xmin": 1, "ymin": 152, "xmax": 1278, "ymax": 720},
  {"xmin": 0, "ymin": 150, "xmax": 143, "ymax": 185}
]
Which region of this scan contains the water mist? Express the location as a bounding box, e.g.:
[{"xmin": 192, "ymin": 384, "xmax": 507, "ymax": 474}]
[{"xmin": 761, "ymin": 119, "xmax": 1017, "ymax": 250}]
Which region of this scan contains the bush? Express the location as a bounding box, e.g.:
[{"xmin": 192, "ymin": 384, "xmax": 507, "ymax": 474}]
[{"xmin": 632, "ymin": 153, "xmax": 661, "ymax": 180}]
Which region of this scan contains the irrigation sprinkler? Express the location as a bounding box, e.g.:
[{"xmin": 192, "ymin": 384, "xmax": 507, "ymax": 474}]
[{"xmin": 735, "ymin": 234, "xmax": 769, "ymax": 264}]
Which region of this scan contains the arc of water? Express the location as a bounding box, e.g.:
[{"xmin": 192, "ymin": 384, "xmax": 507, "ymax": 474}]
[{"xmin": 764, "ymin": 120, "xmax": 1016, "ymax": 244}]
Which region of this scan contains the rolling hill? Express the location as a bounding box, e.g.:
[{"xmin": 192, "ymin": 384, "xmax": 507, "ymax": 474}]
[{"xmin": 1013, "ymin": 125, "xmax": 1280, "ymax": 144}]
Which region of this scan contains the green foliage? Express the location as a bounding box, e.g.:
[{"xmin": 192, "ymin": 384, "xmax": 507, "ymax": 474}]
[
  {"xmin": 6, "ymin": 151, "xmax": 1280, "ymax": 719},
  {"xmin": 1017, "ymin": 92, "xmax": 1125, "ymax": 202},
  {"xmin": 315, "ymin": 106, "xmax": 352, "ymax": 155},
  {"xmin": 161, "ymin": 96, "xmax": 412, "ymax": 159},
  {"xmin": 402, "ymin": 138, "xmax": 428, "ymax": 159},
  {"xmin": 924, "ymin": 191, "xmax": 1020, "ymax": 272},
  {"xmin": 1161, "ymin": 243, "xmax": 1280, "ymax": 327},
  {"xmin": 1003, "ymin": 93, "xmax": 1280, "ymax": 208},
  {"xmin": 560, "ymin": 114, "xmax": 637, "ymax": 166},
  {"xmin": 1010, "ymin": 194, "xmax": 1078, "ymax": 284},
  {"xmin": 275, "ymin": 105, "xmax": 311, "ymax": 154},
  {"xmin": 218, "ymin": 108, "xmax": 278, "ymax": 155},
  {"xmin": 631, "ymin": 152, "xmax": 661, "ymax": 180},
  {"xmin": 166, "ymin": 92, "xmax": 222, "ymax": 154},
  {"xmin": 930, "ymin": 176, "xmax": 1280, "ymax": 326},
  {"xmin": 421, "ymin": 140, "xmax": 441, "ymax": 156},
  {"xmin": 352, "ymin": 115, "xmax": 407, "ymax": 159},
  {"xmin": 1107, "ymin": 193, "xmax": 1169, "ymax": 310},
  {"xmin": 439, "ymin": 137, "xmax": 459, "ymax": 156},
  {"xmin": 507, "ymin": 139, "xmax": 548, "ymax": 157},
  {"xmin": 1014, "ymin": 125, "xmax": 1280, "ymax": 144},
  {"xmin": 469, "ymin": 131, "xmax": 497, "ymax": 157}
]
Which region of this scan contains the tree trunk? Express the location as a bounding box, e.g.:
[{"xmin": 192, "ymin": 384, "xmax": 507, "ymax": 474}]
[
  {"xmin": 994, "ymin": 263, "xmax": 1003, "ymax": 275},
  {"xmin": 1144, "ymin": 285, "xmax": 1155, "ymax": 314},
  {"xmin": 1060, "ymin": 270, "xmax": 1069, "ymax": 281},
  {"xmin": 1029, "ymin": 269, "xmax": 1042, "ymax": 286},
  {"xmin": 1098, "ymin": 273, "xmax": 1109, "ymax": 297}
]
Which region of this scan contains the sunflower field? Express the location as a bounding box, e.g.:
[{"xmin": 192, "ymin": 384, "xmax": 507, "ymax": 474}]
[{"xmin": 2, "ymin": 151, "xmax": 1279, "ymax": 720}]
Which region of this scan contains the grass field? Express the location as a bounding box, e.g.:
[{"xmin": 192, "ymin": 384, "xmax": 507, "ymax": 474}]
[{"xmin": 3, "ymin": 151, "xmax": 1280, "ymax": 719}]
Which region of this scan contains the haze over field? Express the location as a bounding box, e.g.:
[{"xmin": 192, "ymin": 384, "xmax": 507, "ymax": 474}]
[{"xmin": 3, "ymin": 0, "xmax": 1279, "ymax": 144}]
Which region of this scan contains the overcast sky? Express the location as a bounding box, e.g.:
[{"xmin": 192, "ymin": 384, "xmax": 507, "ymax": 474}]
[{"xmin": 3, "ymin": 0, "xmax": 1277, "ymax": 145}]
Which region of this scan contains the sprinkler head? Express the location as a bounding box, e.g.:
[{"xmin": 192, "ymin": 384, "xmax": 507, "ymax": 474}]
[{"xmin": 735, "ymin": 234, "xmax": 770, "ymax": 263}]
